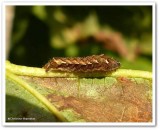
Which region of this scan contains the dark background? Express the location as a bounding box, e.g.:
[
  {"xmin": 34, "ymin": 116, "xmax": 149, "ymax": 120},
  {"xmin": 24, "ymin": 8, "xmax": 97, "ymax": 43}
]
[{"xmin": 7, "ymin": 6, "xmax": 152, "ymax": 71}]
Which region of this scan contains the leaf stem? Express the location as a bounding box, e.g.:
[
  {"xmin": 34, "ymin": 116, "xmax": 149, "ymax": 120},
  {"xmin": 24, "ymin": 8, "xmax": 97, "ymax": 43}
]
[
  {"xmin": 6, "ymin": 70, "xmax": 68, "ymax": 122},
  {"xmin": 6, "ymin": 60, "xmax": 152, "ymax": 79}
]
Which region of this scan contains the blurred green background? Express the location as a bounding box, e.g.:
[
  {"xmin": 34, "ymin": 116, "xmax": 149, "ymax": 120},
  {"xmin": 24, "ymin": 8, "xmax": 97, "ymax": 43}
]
[{"xmin": 6, "ymin": 6, "xmax": 152, "ymax": 71}]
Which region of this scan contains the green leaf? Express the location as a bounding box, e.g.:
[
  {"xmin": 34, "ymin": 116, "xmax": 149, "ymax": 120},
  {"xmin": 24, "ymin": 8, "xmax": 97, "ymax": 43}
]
[
  {"xmin": 6, "ymin": 61, "xmax": 152, "ymax": 122},
  {"xmin": 6, "ymin": 79, "xmax": 59, "ymax": 122}
]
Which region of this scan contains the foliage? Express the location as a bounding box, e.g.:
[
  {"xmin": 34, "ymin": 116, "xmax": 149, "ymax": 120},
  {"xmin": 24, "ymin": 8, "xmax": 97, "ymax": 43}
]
[{"xmin": 8, "ymin": 6, "xmax": 152, "ymax": 71}]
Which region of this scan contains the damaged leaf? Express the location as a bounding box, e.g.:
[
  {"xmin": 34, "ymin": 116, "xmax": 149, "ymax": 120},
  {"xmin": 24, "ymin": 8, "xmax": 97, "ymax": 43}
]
[{"xmin": 5, "ymin": 61, "xmax": 152, "ymax": 122}]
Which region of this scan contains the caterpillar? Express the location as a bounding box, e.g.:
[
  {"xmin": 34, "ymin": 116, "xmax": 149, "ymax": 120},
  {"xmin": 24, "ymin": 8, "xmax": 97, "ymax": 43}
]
[{"xmin": 43, "ymin": 54, "xmax": 120, "ymax": 73}]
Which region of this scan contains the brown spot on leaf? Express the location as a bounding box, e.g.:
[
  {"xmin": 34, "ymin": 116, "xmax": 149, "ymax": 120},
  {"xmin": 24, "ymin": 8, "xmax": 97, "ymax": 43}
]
[
  {"xmin": 46, "ymin": 78, "xmax": 151, "ymax": 122},
  {"xmin": 20, "ymin": 76, "xmax": 152, "ymax": 122}
]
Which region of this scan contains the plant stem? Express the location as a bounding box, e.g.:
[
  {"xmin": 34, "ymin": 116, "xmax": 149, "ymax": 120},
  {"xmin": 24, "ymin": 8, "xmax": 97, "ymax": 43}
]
[{"xmin": 6, "ymin": 60, "xmax": 152, "ymax": 79}]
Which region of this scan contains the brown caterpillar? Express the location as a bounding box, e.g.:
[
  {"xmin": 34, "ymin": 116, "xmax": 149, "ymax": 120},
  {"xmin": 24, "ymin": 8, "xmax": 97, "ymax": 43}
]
[{"xmin": 43, "ymin": 54, "xmax": 120, "ymax": 73}]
